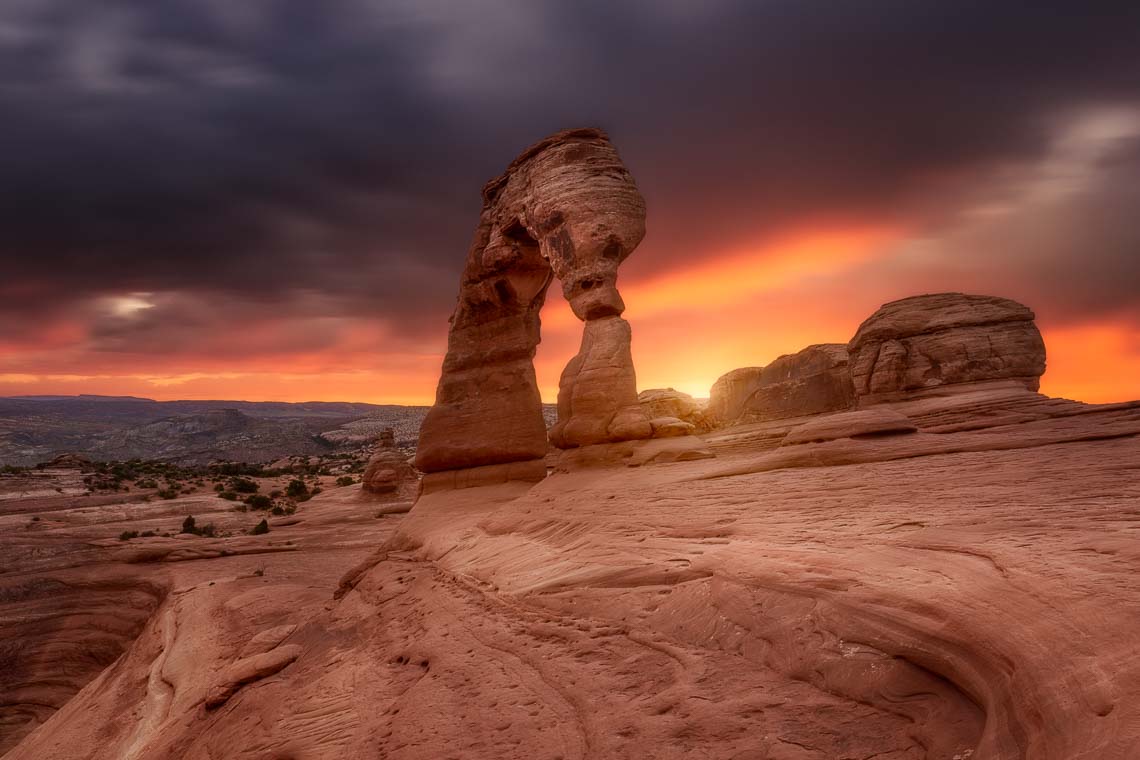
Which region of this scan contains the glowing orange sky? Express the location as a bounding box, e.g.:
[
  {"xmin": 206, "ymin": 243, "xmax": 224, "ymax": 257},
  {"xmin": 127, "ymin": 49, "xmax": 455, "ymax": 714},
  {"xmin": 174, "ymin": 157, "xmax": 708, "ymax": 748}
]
[{"xmin": 2, "ymin": 225, "xmax": 1137, "ymax": 406}]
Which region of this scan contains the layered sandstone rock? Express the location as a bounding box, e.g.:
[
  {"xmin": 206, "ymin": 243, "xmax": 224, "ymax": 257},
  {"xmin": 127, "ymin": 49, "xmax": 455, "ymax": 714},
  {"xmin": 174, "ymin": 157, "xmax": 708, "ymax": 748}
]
[
  {"xmin": 708, "ymin": 367, "xmax": 765, "ymax": 426},
  {"xmin": 638, "ymin": 388, "xmax": 709, "ymax": 431},
  {"xmin": 709, "ymin": 345, "xmax": 855, "ymax": 427},
  {"xmin": 781, "ymin": 407, "xmax": 917, "ymax": 446},
  {"xmin": 361, "ymin": 450, "xmax": 416, "ymax": 496},
  {"xmin": 848, "ymin": 293, "xmax": 1046, "ymax": 403},
  {"xmin": 361, "ymin": 430, "xmax": 419, "ymax": 503},
  {"xmin": 417, "ymin": 128, "xmax": 653, "ymax": 478}
]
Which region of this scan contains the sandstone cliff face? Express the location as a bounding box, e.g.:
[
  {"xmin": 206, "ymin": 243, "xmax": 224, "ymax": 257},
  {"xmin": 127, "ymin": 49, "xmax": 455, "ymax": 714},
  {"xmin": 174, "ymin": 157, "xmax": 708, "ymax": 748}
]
[
  {"xmin": 708, "ymin": 367, "xmax": 764, "ymax": 426},
  {"xmin": 742, "ymin": 344, "xmax": 855, "ymax": 422},
  {"xmin": 416, "ymin": 128, "xmax": 653, "ymax": 476},
  {"xmin": 708, "ymin": 345, "xmax": 854, "ymax": 427},
  {"xmin": 848, "ymin": 292, "xmax": 1046, "ymax": 403}
]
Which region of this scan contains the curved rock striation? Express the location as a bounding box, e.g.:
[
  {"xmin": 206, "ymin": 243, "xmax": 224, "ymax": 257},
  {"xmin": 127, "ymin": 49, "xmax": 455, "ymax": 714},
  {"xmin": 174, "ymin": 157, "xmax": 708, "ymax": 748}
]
[
  {"xmin": 416, "ymin": 128, "xmax": 653, "ymax": 481},
  {"xmin": 848, "ymin": 292, "xmax": 1046, "ymax": 404}
]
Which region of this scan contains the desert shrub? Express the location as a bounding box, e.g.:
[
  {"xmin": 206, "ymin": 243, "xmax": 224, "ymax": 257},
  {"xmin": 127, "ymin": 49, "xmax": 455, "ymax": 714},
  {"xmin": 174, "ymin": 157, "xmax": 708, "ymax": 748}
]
[
  {"xmin": 210, "ymin": 462, "xmax": 266, "ymax": 477},
  {"xmin": 229, "ymin": 477, "xmax": 259, "ymax": 494},
  {"xmin": 218, "ymin": 491, "xmax": 238, "ymax": 501},
  {"xmin": 119, "ymin": 530, "xmax": 139, "ymax": 541},
  {"xmin": 213, "ymin": 483, "xmax": 224, "ymax": 492},
  {"xmin": 140, "ymin": 530, "xmax": 156, "ymax": 537},
  {"xmin": 269, "ymin": 489, "xmax": 283, "ymax": 498},
  {"xmin": 310, "ymin": 487, "xmax": 322, "ymax": 496},
  {"xmin": 246, "ymin": 494, "xmax": 272, "ymax": 510},
  {"xmin": 271, "ymin": 505, "xmax": 285, "ymax": 516},
  {"xmin": 180, "ymin": 515, "xmax": 197, "ymax": 534},
  {"xmin": 1, "ymin": 464, "xmax": 27, "ymax": 474},
  {"xmin": 157, "ymin": 488, "xmax": 178, "ymax": 500},
  {"xmin": 251, "ymin": 519, "xmax": 269, "ymax": 535},
  {"xmin": 198, "ymin": 523, "xmax": 216, "ymax": 537},
  {"xmin": 335, "ymin": 476, "xmax": 355, "ymax": 487},
  {"xmin": 285, "ymin": 479, "xmax": 309, "ymax": 499}
]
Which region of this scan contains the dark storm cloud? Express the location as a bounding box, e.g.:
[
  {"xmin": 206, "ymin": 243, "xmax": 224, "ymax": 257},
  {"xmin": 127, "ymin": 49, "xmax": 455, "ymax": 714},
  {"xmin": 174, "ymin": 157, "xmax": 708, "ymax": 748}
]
[{"xmin": 2, "ymin": 0, "xmax": 1140, "ymax": 337}]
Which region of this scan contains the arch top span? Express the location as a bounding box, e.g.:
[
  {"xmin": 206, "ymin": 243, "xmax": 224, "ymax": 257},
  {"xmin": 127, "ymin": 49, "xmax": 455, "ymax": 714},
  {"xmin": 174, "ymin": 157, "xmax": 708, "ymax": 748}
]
[{"xmin": 415, "ymin": 128, "xmax": 656, "ymax": 478}]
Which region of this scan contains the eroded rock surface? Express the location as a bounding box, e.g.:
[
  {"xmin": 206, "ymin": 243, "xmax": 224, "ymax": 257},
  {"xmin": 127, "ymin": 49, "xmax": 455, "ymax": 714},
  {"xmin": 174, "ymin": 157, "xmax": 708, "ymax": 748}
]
[
  {"xmin": 416, "ymin": 128, "xmax": 652, "ymax": 480},
  {"xmin": 361, "ymin": 430, "xmax": 419, "ymax": 503},
  {"xmin": 848, "ymin": 292, "xmax": 1047, "ymax": 403},
  {"xmin": 709, "ymin": 345, "xmax": 854, "ymax": 427},
  {"xmin": 638, "ymin": 388, "xmax": 709, "ymax": 432},
  {"xmin": 708, "ymin": 367, "xmax": 765, "ymax": 426}
]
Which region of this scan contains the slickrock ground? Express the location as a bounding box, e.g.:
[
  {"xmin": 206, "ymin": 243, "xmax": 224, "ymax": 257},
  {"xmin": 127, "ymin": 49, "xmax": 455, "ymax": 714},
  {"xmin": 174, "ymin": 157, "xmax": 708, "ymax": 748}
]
[
  {"xmin": 0, "ymin": 471, "xmax": 409, "ymax": 755},
  {"xmin": 4, "ymin": 386, "xmax": 1139, "ymax": 759}
]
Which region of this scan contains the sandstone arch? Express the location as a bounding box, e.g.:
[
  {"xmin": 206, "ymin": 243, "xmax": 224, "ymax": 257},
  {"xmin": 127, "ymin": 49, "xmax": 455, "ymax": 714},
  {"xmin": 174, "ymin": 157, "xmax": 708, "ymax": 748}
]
[{"xmin": 415, "ymin": 128, "xmax": 655, "ymax": 480}]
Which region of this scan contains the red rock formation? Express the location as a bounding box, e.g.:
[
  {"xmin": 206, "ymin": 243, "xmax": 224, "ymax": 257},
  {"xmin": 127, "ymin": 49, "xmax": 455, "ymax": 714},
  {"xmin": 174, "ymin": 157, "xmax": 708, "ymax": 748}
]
[
  {"xmin": 361, "ymin": 431, "xmax": 417, "ymax": 498},
  {"xmin": 708, "ymin": 367, "xmax": 764, "ymax": 426},
  {"xmin": 848, "ymin": 292, "xmax": 1046, "ymax": 403},
  {"xmin": 708, "ymin": 345, "xmax": 855, "ymax": 427},
  {"xmin": 637, "ymin": 388, "xmax": 710, "ymax": 432},
  {"xmin": 416, "ymin": 129, "xmax": 653, "ymax": 480}
]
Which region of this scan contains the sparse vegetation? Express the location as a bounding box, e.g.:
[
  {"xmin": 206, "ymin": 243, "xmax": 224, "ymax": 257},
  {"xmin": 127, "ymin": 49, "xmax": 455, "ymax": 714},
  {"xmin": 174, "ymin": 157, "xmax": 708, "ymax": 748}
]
[
  {"xmin": 229, "ymin": 477, "xmax": 259, "ymax": 494},
  {"xmin": 178, "ymin": 515, "xmax": 216, "ymax": 537},
  {"xmin": 285, "ymin": 478, "xmax": 310, "ymax": 500},
  {"xmin": 246, "ymin": 494, "xmax": 272, "ymax": 510},
  {"xmin": 335, "ymin": 476, "xmax": 355, "ymax": 487},
  {"xmin": 119, "ymin": 530, "xmax": 139, "ymax": 541},
  {"xmin": 251, "ymin": 519, "xmax": 269, "ymax": 535}
]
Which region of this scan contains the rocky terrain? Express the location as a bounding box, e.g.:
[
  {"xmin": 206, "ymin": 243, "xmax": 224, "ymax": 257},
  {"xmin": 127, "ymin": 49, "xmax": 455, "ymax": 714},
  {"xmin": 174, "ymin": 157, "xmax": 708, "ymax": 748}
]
[
  {"xmin": 0, "ymin": 396, "xmax": 430, "ymax": 467},
  {"xmin": 2, "ymin": 130, "xmax": 1138, "ymax": 759}
]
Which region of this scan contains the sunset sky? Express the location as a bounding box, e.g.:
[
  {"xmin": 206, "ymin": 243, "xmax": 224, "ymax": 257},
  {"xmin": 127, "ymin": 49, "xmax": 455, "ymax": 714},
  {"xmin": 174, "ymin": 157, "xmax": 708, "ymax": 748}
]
[{"xmin": 2, "ymin": 2, "xmax": 1139, "ymax": 405}]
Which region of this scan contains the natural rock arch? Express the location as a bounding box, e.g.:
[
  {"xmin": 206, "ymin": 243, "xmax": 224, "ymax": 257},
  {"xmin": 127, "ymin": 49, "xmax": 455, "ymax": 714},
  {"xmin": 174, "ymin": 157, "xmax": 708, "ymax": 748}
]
[{"xmin": 415, "ymin": 128, "xmax": 656, "ymax": 480}]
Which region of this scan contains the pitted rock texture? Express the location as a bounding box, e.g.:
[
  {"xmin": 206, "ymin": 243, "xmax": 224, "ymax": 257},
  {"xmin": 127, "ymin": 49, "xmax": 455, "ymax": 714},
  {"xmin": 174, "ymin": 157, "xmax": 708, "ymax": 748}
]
[
  {"xmin": 416, "ymin": 128, "xmax": 652, "ymax": 474},
  {"xmin": 848, "ymin": 292, "xmax": 1046, "ymax": 403}
]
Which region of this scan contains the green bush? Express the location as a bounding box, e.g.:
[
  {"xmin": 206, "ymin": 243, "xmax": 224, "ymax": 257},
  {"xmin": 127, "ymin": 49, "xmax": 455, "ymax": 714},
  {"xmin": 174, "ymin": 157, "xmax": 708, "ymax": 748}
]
[
  {"xmin": 335, "ymin": 476, "xmax": 355, "ymax": 487},
  {"xmin": 181, "ymin": 515, "xmax": 197, "ymax": 534},
  {"xmin": 229, "ymin": 477, "xmax": 259, "ymax": 494},
  {"xmin": 251, "ymin": 519, "xmax": 269, "ymax": 535},
  {"xmin": 285, "ymin": 479, "xmax": 309, "ymax": 498},
  {"xmin": 218, "ymin": 491, "xmax": 238, "ymax": 501},
  {"xmin": 246, "ymin": 494, "xmax": 272, "ymax": 510}
]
